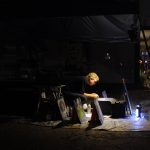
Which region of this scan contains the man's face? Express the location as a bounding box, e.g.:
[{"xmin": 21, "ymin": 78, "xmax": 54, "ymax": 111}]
[{"xmin": 87, "ymin": 78, "xmax": 97, "ymax": 86}]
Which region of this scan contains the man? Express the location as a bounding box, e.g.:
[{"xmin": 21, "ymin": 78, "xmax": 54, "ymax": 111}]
[
  {"xmin": 63, "ymin": 72, "xmax": 100, "ymax": 107},
  {"xmin": 83, "ymin": 72, "xmax": 103, "ymax": 124},
  {"xmin": 63, "ymin": 72, "xmax": 103, "ymax": 123}
]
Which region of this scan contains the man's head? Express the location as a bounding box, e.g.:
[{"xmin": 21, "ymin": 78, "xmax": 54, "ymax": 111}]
[{"xmin": 85, "ymin": 72, "xmax": 99, "ymax": 86}]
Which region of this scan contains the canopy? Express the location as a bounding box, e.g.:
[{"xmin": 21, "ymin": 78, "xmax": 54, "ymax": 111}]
[{"xmin": 0, "ymin": 15, "xmax": 139, "ymax": 43}]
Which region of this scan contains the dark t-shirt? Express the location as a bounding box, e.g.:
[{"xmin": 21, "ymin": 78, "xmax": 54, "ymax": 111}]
[
  {"xmin": 62, "ymin": 76, "xmax": 100, "ymax": 106},
  {"xmin": 82, "ymin": 77, "xmax": 97, "ymax": 94},
  {"xmin": 64, "ymin": 76, "xmax": 97, "ymax": 94}
]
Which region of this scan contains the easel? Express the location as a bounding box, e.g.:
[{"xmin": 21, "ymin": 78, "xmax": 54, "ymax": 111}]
[
  {"xmin": 120, "ymin": 63, "xmax": 132, "ymax": 116},
  {"xmin": 51, "ymin": 85, "xmax": 66, "ymax": 100},
  {"xmin": 34, "ymin": 85, "xmax": 67, "ymax": 121},
  {"xmin": 122, "ymin": 78, "xmax": 132, "ymax": 115}
]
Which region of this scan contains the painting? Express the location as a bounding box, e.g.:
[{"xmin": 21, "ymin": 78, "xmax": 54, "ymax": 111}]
[
  {"xmin": 57, "ymin": 97, "xmax": 69, "ymax": 121},
  {"xmin": 74, "ymin": 98, "xmax": 89, "ymax": 124},
  {"xmin": 92, "ymin": 99, "xmax": 104, "ymax": 125}
]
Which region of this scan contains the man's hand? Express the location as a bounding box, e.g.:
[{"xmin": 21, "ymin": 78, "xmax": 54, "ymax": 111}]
[{"xmin": 91, "ymin": 93, "xmax": 99, "ymax": 99}]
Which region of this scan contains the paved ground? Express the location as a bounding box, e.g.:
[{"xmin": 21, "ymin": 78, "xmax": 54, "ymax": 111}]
[{"xmin": 0, "ymin": 122, "xmax": 150, "ymax": 150}]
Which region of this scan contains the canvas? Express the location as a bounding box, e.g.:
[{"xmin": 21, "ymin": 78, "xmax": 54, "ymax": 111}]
[
  {"xmin": 57, "ymin": 97, "xmax": 69, "ymax": 121},
  {"xmin": 74, "ymin": 98, "xmax": 89, "ymax": 124},
  {"xmin": 92, "ymin": 99, "xmax": 104, "ymax": 125}
]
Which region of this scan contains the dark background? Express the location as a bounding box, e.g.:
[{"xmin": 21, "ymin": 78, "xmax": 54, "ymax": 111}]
[{"xmin": 0, "ymin": 0, "xmax": 149, "ymax": 116}]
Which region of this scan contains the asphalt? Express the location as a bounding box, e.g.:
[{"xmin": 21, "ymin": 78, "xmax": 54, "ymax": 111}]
[{"xmin": 0, "ymin": 123, "xmax": 150, "ymax": 150}]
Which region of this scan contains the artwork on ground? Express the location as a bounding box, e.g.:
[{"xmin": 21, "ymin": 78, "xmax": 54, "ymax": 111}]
[
  {"xmin": 74, "ymin": 98, "xmax": 89, "ymax": 124},
  {"xmin": 92, "ymin": 99, "xmax": 104, "ymax": 125},
  {"xmin": 57, "ymin": 97, "xmax": 69, "ymax": 121}
]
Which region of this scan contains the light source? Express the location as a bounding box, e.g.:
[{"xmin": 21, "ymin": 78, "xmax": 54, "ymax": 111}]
[{"xmin": 135, "ymin": 104, "xmax": 142, "ymax": 118}]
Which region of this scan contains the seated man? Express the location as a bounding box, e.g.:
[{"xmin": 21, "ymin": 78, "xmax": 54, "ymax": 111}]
[
  {"xmin": 63, "ymin": 72, "xmax": 103, "ymax": 124},
  {"xmin": 63, "ymin": 72, "xmax": 100, "ymax": 106}
]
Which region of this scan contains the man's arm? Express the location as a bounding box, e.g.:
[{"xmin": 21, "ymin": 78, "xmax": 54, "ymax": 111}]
[{"xmin": 83, "ymin": 93, "xmax": 99, "ymax": 99}]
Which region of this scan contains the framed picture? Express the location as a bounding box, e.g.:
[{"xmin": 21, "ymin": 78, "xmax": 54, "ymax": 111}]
[
  {"xmin": 57, "ymin": 97, "xmax": 69, "ymax": 121},
  {"xmin": 74, "ymin": 98, "xmax": 89, "ymax": 124},
  {"xmin": 92, "ymin": 99, "xmax": 104, "ymax": 125}
]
